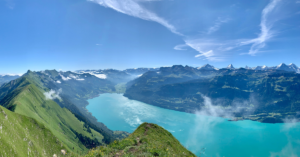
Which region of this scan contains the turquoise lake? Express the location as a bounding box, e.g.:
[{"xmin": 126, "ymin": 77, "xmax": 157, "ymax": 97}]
[{"xmin": 87, "ymin": 93, "xmax": 300, "ymax": 157}]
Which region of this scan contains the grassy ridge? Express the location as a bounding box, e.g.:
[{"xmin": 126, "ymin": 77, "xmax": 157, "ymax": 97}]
[
  {"xmin": 0, "ymin": 106, "xmax": 67, "ymax": 157},
  {"xmin": 84, "ymin": 123, "xmax": 196, "ymax": 157},
  {"xmin": 0, "ymin": 76, "xmax": 105, "ymax": 154}
]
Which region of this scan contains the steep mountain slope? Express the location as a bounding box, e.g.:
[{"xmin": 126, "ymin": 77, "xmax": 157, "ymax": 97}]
[
  {"xmin": 31, "ymin": 70, "xmax": 130, "ymax": 141},
  {"xmin": 197, "ymin": 64, "xmax": 217, "ymax": 70},
  {"xmin": 125, "ymin": 65, "xmax": 223, "ymax": 91},
  {"xmin": 0, "ymin": 105, "xmax": 67, "ymax": 157},
  {"xmin": 0, "ymin": 75, "xmax": 20, "ymax": 86},
  {"xmin": 226, "ymin": 64, "xmax": 235, "ymax": 69},
  {"xmin": 0, "ymin": 71, "xmax": 118, "ymax": 154},
  {"xmin": 85, "ymin": 123, "xmax": 196, "ymax": 157},
  {"xmin": 125, "ymin": 65, "xmax": 300, "ymax": 123}
]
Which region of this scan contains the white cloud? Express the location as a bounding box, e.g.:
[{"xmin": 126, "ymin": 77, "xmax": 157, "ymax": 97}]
[
  {"xmin": 0, "ymin": 73, "xmax": 23, "ymax": 76},
  {"xmin": 195, "ymin": 50, "xmax": 215, "ymax": 59},
  {"xmin": 91, "ymin": 73, "xmax": 106, "ymax": 79},
  {"xmin": 182, "ymin": 0, "xmax": 282, "ymax": 60},
  {"xmin": 79, "ymin": 71, "xmax": 107, "ymax": 79},
  {"xmin": 174, "ymin": 44, "xmax": 188, "ymax": 50},
  {"xmin": 207, "ymin": 17, "xmax": 230, "ymax": 34},
  {"xmin": 125, "ymin": 116, "xmax": 143, "ymax": 127},
  {"xmin": 270, "ymin": 142, "xmax": 299, "ymax": 157},
  {"xmin": 89, "ymin": 0, "xmax": 283, "ymax": 61},
  {"xmin": 56, "ymin": 80, "xmax": 61, "ymax": 84},
  {"xmin": 185, "ymin": 39, "xmax": 221, "ymax": 61},
  {"xmin": 183, "ymin": 38, "xmax": 241, "ymax": 61},
  {"xmin": 69, "ymin": 74, "xmax": 85, "ymax": 81},
  {"xmin": 281, "ymin": 117, "xmax": 299, "ymax": 131},
  {"xmin": 88, "ymin": 0, "xmax": 182, "ymax": 35},
  {"xmin": 44, "ymin": 89, "xmax": 62, "ymax": 100},
  {"xmin": 240, "ymin": 0, "xmax": 281, "ymax": 55},
  {"xmin": 59, "ymin": 73, "xmax": 85, "ymax": 81},
  {"xmin": 59, "ymin": 74, "xmax": 71, "ymax": 81}
]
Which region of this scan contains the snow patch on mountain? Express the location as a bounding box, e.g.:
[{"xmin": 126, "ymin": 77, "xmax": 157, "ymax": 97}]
[
  {"xmin": 227, "ymin": 64, "xmax": 235, "ymax": 69},
  {"xmin": 197, "ymin": 64, "xmax": 216, "ymax": 70}
]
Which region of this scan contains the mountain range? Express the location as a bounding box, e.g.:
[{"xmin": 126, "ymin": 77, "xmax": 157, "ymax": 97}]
[
  {"xmin": 77, "ymin": 63, "xmax": 300, "ymax": 81},
  {"xmin": 0, "ymin": 70, "xmax": 130, "ymax": 156},
  {"xmin": 197, "ymin": 63, "xmax": 300, "ymax": 73},
  {"xmin": 124, "ymin": 64, "xmax": 300, "ymax": 123},
  {"xmin": 0, "ymin": 75, "xmax": 20, "ymax": 86},
  {"xmin": 1, "ymin": 63, "xmax": 300, "ymax": 156}
]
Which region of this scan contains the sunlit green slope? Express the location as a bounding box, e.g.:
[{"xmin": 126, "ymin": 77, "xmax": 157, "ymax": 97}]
[
  {"xmin": 0, "ymin": 105, "xmax": 67, "ymax": 157},
  {"xmin": 0, "ymin": 74, "xmax": 105, "ymax": 154},
  {"xmin": 84, "ymin": 123, "xmax": 196, "ymax": 157}
]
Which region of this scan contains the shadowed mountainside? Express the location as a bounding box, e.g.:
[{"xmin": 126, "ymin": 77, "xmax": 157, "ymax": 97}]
[{"xmin": 125, "ymin": 65, "xmax": 300, "ymax": 123}]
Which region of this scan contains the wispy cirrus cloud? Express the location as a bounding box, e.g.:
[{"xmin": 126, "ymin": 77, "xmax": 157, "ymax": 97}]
[
  {"xmin": 240, "ymin": 0, "xmax": 281, "ymax": 55},
  {"xmin": 87, "ymin": 0, "xmax": 182, "ymax": 35},
  {"xmin": 89, "ymin": 0, "xmax": 283, "ymax": 61},
  {"xmin": 174, "ymin": 44, "xmax": 188, "ymax": 51},
  {"xmin": 183, "ymin": 38, "xmax": 243, "ymax": 61},
  {"xmin": 174, "ymin": 0, "xmax": 282, "ymax": 60},
  {"xmin": 207, "ymin": 17, "xmax": 230, "ymax": 34}
]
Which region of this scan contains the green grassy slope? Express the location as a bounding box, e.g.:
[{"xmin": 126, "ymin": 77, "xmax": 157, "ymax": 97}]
[
  {"xmin": 0, "ymin": 105, "xmax": 67, "ymax": 157},
  {"xmin": 0, "ymin": 76, "xmax": 105, "ymax": 154},
  {"xmin": 26, "ymin": 70, "xmax": 120, "ymax": 143},
  {"xmin": 84, "ymin": 123, "xmax": 196, "ymax": 157}
]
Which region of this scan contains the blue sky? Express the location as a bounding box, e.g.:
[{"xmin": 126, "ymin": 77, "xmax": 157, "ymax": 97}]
[{"xmin": 0, "ymin": 0, "xmax": 299, "ymax": 74}]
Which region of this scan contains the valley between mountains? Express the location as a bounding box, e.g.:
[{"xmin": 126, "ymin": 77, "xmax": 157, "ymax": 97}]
[{"xmin": 0, "ymin": 63, "xmax": 299, "ymax": 156}]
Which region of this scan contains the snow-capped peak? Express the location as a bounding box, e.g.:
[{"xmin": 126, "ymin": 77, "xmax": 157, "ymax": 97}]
[
  {"xmin": 227, "ymin": 64, "xmax": 235, "ymax": 69},
  {"xmin": 198, "ymin": 64, "xmax": 215, "ymax": 70},
  {"xmin": 289, "ymin": 63, "xmax": 298, "ymax": 69},
  {"xmin": 277, "ymin": 63, "xmax": 286, "ymax": 68}
]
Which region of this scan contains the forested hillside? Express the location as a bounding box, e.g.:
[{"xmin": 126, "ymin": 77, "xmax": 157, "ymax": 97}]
[{"xmin": 125, "ymin": 65, "xmax": 300, "ymax": 123}]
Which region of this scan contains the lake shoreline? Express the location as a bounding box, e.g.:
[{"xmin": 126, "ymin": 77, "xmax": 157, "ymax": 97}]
[{"xmin": 86, "ymin": 93, "xmax": 300, "ymax": 157}]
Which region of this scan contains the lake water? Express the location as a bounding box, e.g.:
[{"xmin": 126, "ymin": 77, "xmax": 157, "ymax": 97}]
[{"xmin": 87, "ymin": 93, "xmax": 300, "ymax": 157}]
